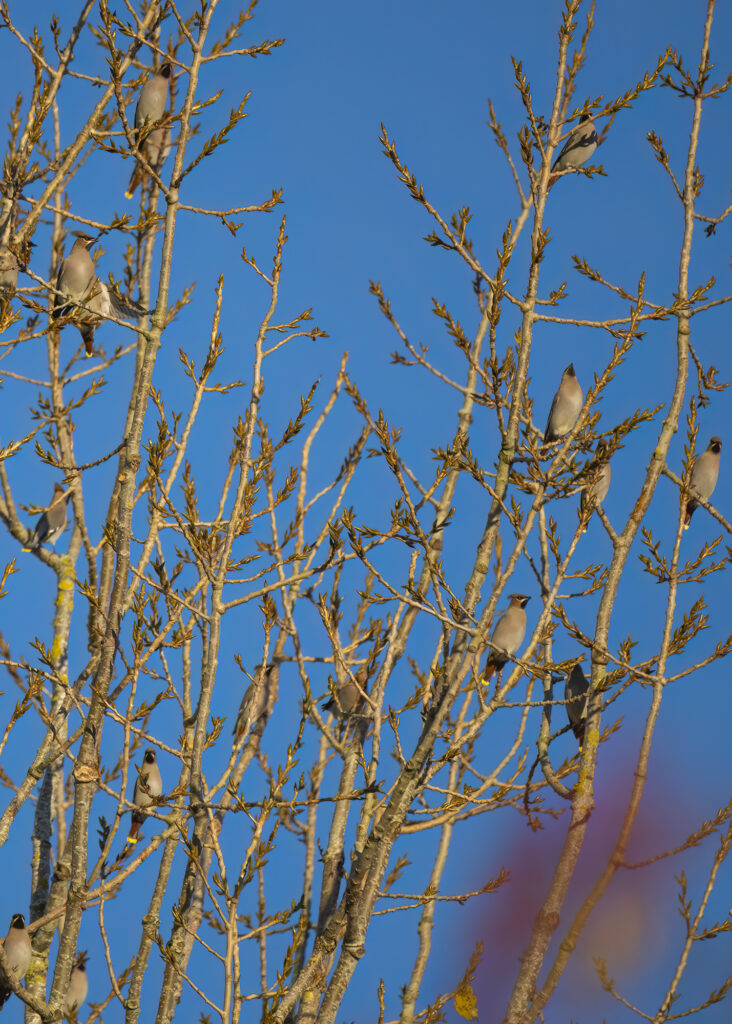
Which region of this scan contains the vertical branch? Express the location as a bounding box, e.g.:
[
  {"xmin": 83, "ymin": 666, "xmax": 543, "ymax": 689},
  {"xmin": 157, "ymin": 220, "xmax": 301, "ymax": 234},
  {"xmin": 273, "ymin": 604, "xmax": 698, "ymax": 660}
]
[
  {"xmin": 399, "ymin": 709, "xmax": 469, "ymax": 1024},
  {"xmin": 287, "ymin": 741, "xmax": 326, "ymax": 1011}
]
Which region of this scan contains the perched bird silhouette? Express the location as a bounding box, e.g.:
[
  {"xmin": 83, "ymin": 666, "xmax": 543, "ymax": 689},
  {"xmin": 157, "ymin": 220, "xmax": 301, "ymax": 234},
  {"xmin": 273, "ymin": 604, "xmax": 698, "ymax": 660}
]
[
  {"xmin": 580, "ymin": 442, "xmax": 611, "ymax": 523},
  {"xmin": 63, "ymin": 952, "xmax": 88, "ymax": 1018},
  {"xmin": 52, "ymin": 232, "xmax": 147, "ymax": 356},
  {"xmin": 126, "ymin": 61, "xmax": 172, "ymax": 198},
  {"xmin": 548, "ymin": 113, "xmax": 598, "ymax": 188},
  {"xmin": 482, "ymin": 595, "xmax": 530, "ymax": 681},
  {"xmin": 126, "ymin": 748, "xmax": 162, "ymax": 844},
  {"xmin": 0, "ymin": 245, "xmax": 18, "ymax": 296},
  {"xmin": 233, "ymin": 663, "xmax": 279, "ymax": 742},
  {"xmin": 565, "ymin": 663, "xmax": 589, "ymax": 749},
  {"xmin": 543, "ymin": 363, "xmax": 582, "ymax": 444},
  {"xmin": 685, "ymin": 437, "xmax": 721, "ymax": 528},
  {"xmin": 322, "ymin": 666, "xmax": 370, "ymax": 718},
  {"xmin": 23, "ymin": 482, "xmax": 68, "ymax": 552},
  {"xmin": 0, "ymin": 913, "xmax": 31, "ymax": 1009}
]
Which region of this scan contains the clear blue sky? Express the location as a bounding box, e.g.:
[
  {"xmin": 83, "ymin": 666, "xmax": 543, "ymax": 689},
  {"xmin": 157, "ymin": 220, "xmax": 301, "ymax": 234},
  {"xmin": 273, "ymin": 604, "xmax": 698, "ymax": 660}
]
[{"xmin": 1, "ymin": 1, "xmax": 731, "ymax": 1021}]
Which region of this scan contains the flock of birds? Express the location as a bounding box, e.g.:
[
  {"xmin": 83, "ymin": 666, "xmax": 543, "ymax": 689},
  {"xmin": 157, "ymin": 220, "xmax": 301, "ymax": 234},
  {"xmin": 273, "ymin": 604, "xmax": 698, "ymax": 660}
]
[
  {"xmin": 0, "ymin": 916, "xmax": 86, "ymax": 1015},
  {"xmin": 480, "ymin": 110, "xmax": 721, "ymax": 736},
  {"xmin": 0, "ymin": 80, "xmax": 724, "ymax": 1013},
  {"xmin": 480, "ymin": 375, "xmax": 721, "ymax": 746},
  {"xmin": 0, "ymin": 62, "xmax": 173, "ymax": 352},
  {"xmin": 0, "ymin": 58, "xmax": 174, "ymax": 1017}
]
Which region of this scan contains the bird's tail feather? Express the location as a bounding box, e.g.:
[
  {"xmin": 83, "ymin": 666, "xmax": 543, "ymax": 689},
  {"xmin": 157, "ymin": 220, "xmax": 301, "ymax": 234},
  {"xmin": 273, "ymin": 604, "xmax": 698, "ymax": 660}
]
[
  {"xmin": 81, "ymin": 327, "xmax": 94, "ymax": 356},
  {"xmin": 125, "ymin": 166, "xmax": 141, "ymax": 199},
  {"xmin": 126, "ymin": 817, "xmax": 143, "ymax": 844},
  {"xmin": 481, "ymin": 660, "xmax": 498, "ymax": 683}
]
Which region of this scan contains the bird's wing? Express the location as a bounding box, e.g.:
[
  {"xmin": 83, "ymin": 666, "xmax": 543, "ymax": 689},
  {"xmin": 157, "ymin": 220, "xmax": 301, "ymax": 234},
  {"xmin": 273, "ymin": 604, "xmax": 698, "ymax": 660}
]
[
  {"xmin": 543, "ymin": 391, "xmax": 559, "ymax": 440},
  {"xmin": 109, "ymin": 289, "xmax": 149, "ymax": 320},
  {"xmin": 551, "ymin": 123, "xmax": 598, "ymax": 171}
]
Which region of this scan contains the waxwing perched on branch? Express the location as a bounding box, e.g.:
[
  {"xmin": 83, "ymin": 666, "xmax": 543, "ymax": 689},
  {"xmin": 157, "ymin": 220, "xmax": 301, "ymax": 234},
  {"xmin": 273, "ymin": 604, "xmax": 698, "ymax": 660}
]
[
  {"xmin": 53, "ymin": 233, "xmax": 95, "ymax": 318},
  {"xmin": 63, "ymin": 952, "xmax": 89, "ymax": 1018},
  {"xmin": 126, "ymin": 748, "xmax": 162, "ymax": 844},
  {"xmin": 0, "ymin": 913, "xmax": 31, "ymax": 1009},
  {"xmin": 23, "ymin": 482, "xmax": 69, "ymax": 551},
  {"xmin": 548, "ymin": 113, "xmax": 598, "ymax": 188},
  {"xmin": 543, "ymin": 364, "xmax": 582, "ymax": 444},
  {"xmin": 565, "ymin": 663, "xmax": 589, "ymax": 749},
  {"xmin": 482, "ymin": 595, "xmax": 531, "ymax": 680},
  {"xmin": 52, "ymin": 232, "xmax": 147, "ymax": 356},
  {"xmin": 0, "ymin": 245, "xmax": 18, "ymax": 296},
  {"xmin": 322, "ymin": 666, "xmax": 370, "ymax": 718},
  {"xmin": 233, "ymin": 663, "xmax": 279, "ymax": 742},
  {"xmin": 684, "ymin": 437, "xmax": 721, "ymax": 528},
  {"xmin": 126, "ymin": 61, "xmax": 172, "ymax": 198}
]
